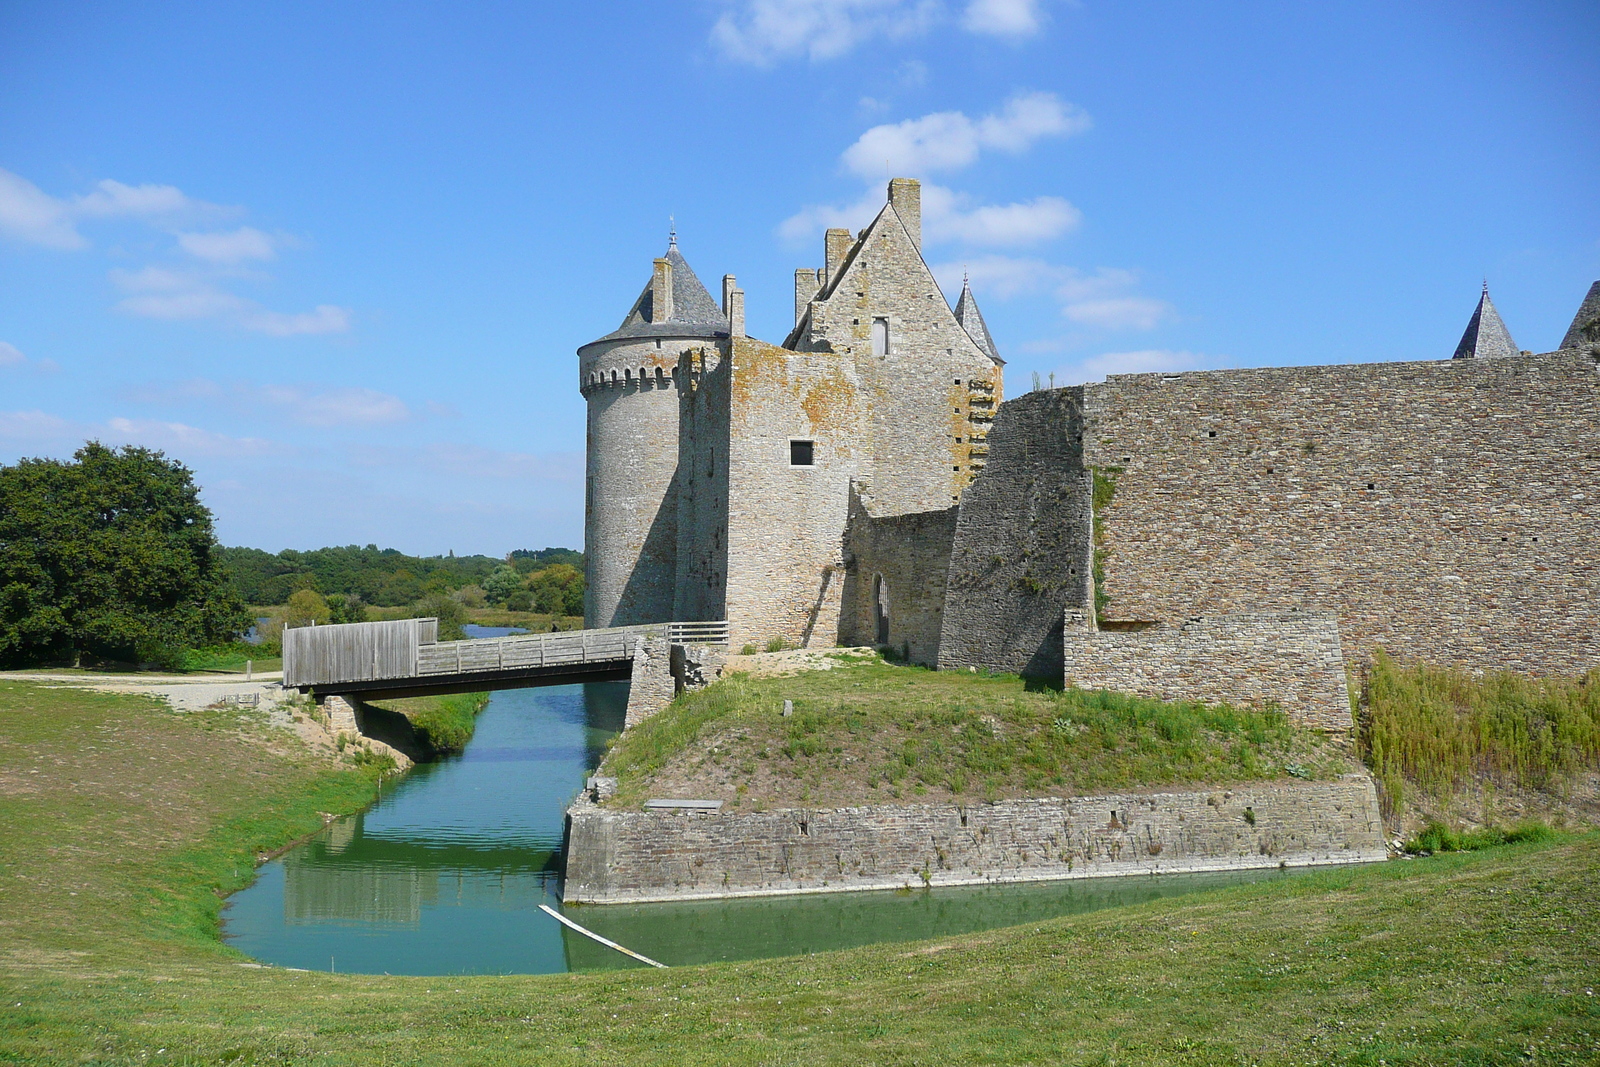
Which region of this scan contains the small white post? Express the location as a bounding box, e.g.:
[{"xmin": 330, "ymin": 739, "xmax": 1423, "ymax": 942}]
[{"xmin": 246, "ymin": 660, "xmax": 253, "ymax": 681}]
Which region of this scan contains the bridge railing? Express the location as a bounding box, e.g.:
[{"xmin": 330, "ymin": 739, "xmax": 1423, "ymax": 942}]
[{"xmin": 287, "ymin": 618, "xmax": 729, "ymax": 689}]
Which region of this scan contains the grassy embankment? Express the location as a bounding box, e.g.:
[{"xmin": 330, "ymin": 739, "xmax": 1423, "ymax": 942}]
[
  {"xmin": 1, "ymin": 679, "xmax": 1597, "ymax": 1064},
  {"xmin": 601, "ymin": 651, "xmax": 1352, "ymax": 811},
  {"xmin": 364, "ymin": 691, "xmax": 491, "ymax": 754}
]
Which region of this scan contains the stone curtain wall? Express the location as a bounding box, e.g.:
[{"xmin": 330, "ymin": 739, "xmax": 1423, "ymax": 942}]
[
  {"xmin": 563, "ymin": 776, "xmax": 1386, "ymax": 903},
  {"xmin": 839, "ymin": 489, "xmax": 959, "ymax": 664},
  {"xmin": 1062, "ymin": 612, "xmax": 1353, "ymax": 731},
  {"xmin": 1083, "ymin": 351, "xmax": 1600, "ymax": 676},
  {"xmin": 938, "ymin": 388, "xmax": 1096, "ymax": 678},
  {"xmin": 672, "ymin": 345, "xmax": 731, "ymax": 623}
]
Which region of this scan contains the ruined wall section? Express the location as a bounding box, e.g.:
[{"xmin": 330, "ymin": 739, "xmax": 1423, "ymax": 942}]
[
  {"xmin": 793, "ymin": 186, "xmax": 1002, "ymax": 518},
  {"xmin": 672, "ymin": 345, "xmax": 731, "ymax": 623},
  {"xmin": 581, "ymin": 335, "xmax": 705, "ymax": 627},
  {"xmin": 839, "ymin": 487, "xmax": 958, "ymax": 665},
  {"xmin": 1083, "ymin": 351, "xmax": 1600, "ymax": 675},
  {"xmin": 721, "ymin": 337, "xmax": 867, "ymax": 650},
  {"xmin": 1062, "ymin": 612, "xmax": 1352, "ymax": 731},
  {"xmin": 564, "ymin": 776, "xmax": 1386, "ymax": 903},
  {"xmin": 938, "ymin": 388, "xmax": 1096, "ymax": 678}
]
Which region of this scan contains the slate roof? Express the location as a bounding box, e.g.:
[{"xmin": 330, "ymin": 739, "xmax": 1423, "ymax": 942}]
[
  {"xmin": 1451, "ymin": 285, "xmax": 1520, "ymax": 360},
  {"xmin": 954, "ymin": 276, "xmax": 1003, "ymax": 365},
  {"xmin": 582, "ymin": 244, "xmax": 729, "ymax": 349},
  {"xmin": 1559, "ymin": 280, "xmax": 1600, "ymax": 350}
]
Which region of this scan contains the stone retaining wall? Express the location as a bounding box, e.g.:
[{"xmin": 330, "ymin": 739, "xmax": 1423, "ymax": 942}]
[
  {"xmin": 563, "ymin": 776, "xmax": 1385, "ymax": 904},
  {"xmin": 1062, "ymin": 610, "xmax": 1352, "ymax": 731}
]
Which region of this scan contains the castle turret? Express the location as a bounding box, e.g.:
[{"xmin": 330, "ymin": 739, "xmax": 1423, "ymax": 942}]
[
  {"xmin": 1559, "ymin": 280, "xmax": 1600, "ymax": 352},
  {"xmin": 954, "ymin": 273, "xmax": 1003, "ymax": 365},
  {"xmin": 1452, "ymin": 283, "xmax": 1520, "ymax": 360},
  {"xmin": 579, "ymin": 235, "xmax": 729, "ymax": 627}
]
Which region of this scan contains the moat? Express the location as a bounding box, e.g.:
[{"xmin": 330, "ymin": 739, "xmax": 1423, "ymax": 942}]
[{"xmin": 224, "ymin": 680, "xmax": 1317, "ymax": 976}]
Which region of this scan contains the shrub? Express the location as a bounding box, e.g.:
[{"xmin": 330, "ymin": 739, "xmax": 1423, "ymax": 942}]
[
  {"xmin": 407, "ymin": 594, "xmax": 467, "ymax": 640},
  {"xmin": 284, "ymin": 589, "xmax": 330, "ymax": 629},
  {"xmin": 1404, "ymin": 820, "xmax": 1554, "ymax": 854},
  {"xmin": 1360, "ymin": 651, "xmax": 1600, "ymax": 818}
]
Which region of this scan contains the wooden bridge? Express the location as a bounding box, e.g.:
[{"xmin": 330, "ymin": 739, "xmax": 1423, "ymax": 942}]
[{"xmin": 283, "ymin": 618, "xmax": 729, "ymax": 701}]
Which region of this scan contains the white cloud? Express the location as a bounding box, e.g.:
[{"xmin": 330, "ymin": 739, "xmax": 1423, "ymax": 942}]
[
  {"xmin": 127, "ymin": 378, "xmax": 412, "ymax": 426},
  {"xmin": 1053, "ymin": 349, "xmax": 1228, "ymax": 385},
  {"xmin": 0, "ymin": 342, "xmax": 24, "ymax": 367},
  {"xmin": 0, "ymin": 168, "xmax": 230, "ymax": 250},
  {"xmin": 239, "ymin": 305, "xmax": 352, "ymax": 337},
  {"xmin": 104, "ymin": 417, "xmax": 280, "ymax": 458},
  {"xmin": 177, "ymin": 226, "xmax": 280, "ymax": 263},
  {"xmin": 961, "ymin": 0, "xmax": 1043, "ymax": 38},
  {"xmin": 931, "ymin": 255, "xmax": 1172, "ymax": 331},
  {"xmin": 842, "ymin": 91, "xmax": 1088, "ymax": 178},
  {"xmin": 0, "ymin": 409, "xmax": 75, "ymax": 442},
  {"xmin": 109, "ymin": 266, "xmax": 352, "ymax": 336},
  {"xmin": 780, "ymin": 183, "xmax": 1079, "ymax": 248},
  {"xmin": 710, "ymin": 0, "xmax": 940, "ymax": 65}
]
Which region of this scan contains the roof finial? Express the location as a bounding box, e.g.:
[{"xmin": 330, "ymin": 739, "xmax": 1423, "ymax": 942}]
[
  {"xmin": 963, "ymin": 264, "xmax": 969, "ymax": 287},
  {"xmin": 669, "ymin": 216, "xmax": 677, "ymax": 250},
  {"xmin": 1483, "ymin": 278, "xmax": 1489, "ymax": 296}
]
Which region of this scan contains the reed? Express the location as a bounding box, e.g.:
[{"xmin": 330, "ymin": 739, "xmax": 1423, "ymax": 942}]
[{"xmin": 1359, "ymin": 651, "xmax": 1600, "ymax": 818}]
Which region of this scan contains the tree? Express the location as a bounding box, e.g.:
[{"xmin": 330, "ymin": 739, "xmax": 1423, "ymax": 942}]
[
  {"xmin": 408, "ymin": 593, "xmax": 466, "ymax": 641},
  {"xmin": 325, "ymin": 593, "xmax": 368, "ymax": 625},
  {"xmin": 528, "ymin": 563, "xmax": 585, "ymax": 617},
  {"xmin": 0, "ymin": 443, "xmax": 248, "ymax": 667},
  {"xmin": 481, "ymin": 565, "xmax": 524, "ymax": 606},
  {"xmin": 284, "ymin": 589, "xmax": 331, "ymax": 629}
]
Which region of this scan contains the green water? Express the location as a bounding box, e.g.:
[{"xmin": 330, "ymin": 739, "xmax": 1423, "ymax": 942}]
[{"xmin": 224, "ymin": 682, "xmax": 1314, "ymax": 975}]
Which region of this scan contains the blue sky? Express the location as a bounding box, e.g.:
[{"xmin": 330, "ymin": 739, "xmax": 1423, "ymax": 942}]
[{"xmin": 2, "ymin": 0, "xmax": 1596, "ymax": 556}]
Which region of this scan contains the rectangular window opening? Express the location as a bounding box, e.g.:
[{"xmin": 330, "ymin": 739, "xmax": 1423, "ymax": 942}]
[
  {"xmin": 789, "ymin": 440, "xmax": 815, "ymax": 467},
  {"xmin": 871, "ymin": 317, "xmax": 889, "ymax": 356}
]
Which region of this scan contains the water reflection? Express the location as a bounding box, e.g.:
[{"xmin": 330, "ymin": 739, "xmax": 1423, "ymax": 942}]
[{"xmin": 226, "ymin": 680, "xmax": 1319, "ymax": 976}]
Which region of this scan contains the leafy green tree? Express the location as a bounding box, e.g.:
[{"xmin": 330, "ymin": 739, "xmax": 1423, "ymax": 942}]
[
  {"xmin": 529, "ymin": 563, "xmax": 585, "ymax": 617},
  {"xmin": 284, "ymin": 589, "xmax": 331, "ymax": 629},
  {"xmin": 408, "ymin": 593, "xmax": 467, "ymax": 641},
  {"xmin": 325, "ymin": 593, "xmax": 368, "ymax": 625},
  {"xmin": 481, "ymin": 565, "xmax": 524, "ymax": 606},
  {"xmin": 0, "ymin": 443, "xmax": 248, "ymax": 667}
]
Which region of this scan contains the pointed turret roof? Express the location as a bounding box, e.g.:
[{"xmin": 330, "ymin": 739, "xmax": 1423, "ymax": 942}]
[
  {"xmin": 1452, "ymin": 284, "xmax": 1520, "ymax": 360},
  {"xmin": 954, "ymin": 274, "xmax": 1003, "ymax": 365},
  {"xmin": 581, "ymin": 240, "xmax": 729, "ymax": 351},
  {"xmin": 1558, "ymin": 280, "xmax": 1600, "ymax": 350}
]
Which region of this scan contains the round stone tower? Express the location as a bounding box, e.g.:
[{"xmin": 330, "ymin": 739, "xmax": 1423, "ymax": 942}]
[{"xmin": 579, "ymin": 237, "xmax": 730, "ymax": 628}]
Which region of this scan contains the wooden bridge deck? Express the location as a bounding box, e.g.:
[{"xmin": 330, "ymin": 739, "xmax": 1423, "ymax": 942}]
[{"xmin": 283, "ymin": 619, "xmax": 728, "ymax": 700}]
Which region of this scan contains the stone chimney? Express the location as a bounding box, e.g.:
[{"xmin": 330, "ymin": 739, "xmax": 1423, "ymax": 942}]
[
  {"xmin": 724, "ymin": 274, "xmax": 746, "ymax": 338},
  {"xmin": 888, "ymin": 178, "xmax": 921, "ymax": 252},
  {"xmin": 794, "ymin": 268, "xmax": 819, "ymax": 325},
  {"xmin": 823, "ymin": 229, "xmax": 852, "ymax": 287},
  {"xmin": 650, "ymin": 257, "xmax": 674, "ymax": 323}
]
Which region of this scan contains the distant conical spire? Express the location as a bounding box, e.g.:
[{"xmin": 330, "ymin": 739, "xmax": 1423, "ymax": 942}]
[
  {"xmin": 954, "ymin": 274, "xmax": 1003, "ymax": 365},
  {"xmin": 1452, "ymin": 283, "xmax": 1520, "ymax": 360},
  {"xmin": 1558, "ymin": 280, "xmax": 1600, "ymax": 350}
]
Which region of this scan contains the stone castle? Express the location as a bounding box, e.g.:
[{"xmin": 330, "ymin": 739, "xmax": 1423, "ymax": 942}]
[{"xmin": 579, "ymin": 178, "xmax": 1600, "ymax": 712}]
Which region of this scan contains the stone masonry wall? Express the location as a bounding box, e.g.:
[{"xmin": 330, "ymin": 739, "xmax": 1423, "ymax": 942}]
[
  {"xmin": 938, "ymin": 388, "xmax": 1096, "ymax": 678},
  {"xmin": 673, "ymin": 345, "xmax": 731, "ymax": 623},
  {"xmin": 839, "ymin": 487, "xmax": 958, "ymax": 665},
  {"xmin": 1062, "ymin": 611, "xmax": 1352, "ymax": 731},
  {"xmin": 721, "ymin": 337, "xmax": 867, "ymax": 651},
  {"xmin": 563, "ymin": 776, "xmax": 1386, "ymax": 903},
  {"xmin": 1082, "ymin": 351, "xmax": 1600, "ymax": 676}
]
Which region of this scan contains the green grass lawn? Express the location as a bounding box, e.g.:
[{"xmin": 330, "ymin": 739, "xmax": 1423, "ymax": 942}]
[
  {"xmin": 1, "ymin": 679, "xmax": 1596, "ymax": 1065},
  {"xmin": 603, "ymin": 653, "xmax": 1353, "ymax": 810}
]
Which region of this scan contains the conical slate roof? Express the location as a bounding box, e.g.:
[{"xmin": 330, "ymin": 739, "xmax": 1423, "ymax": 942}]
[
  {"xmin": 581, "ymin": 242, "xmax": 729, "ymax": 350},
  {"xmin": 1452, "ymin": 285, "xmax": 1520, "ymax": 360},
  {"xmin": 954, "ymin": 276, "xmax": 1002, "ymax": 365},
  {"xmin": 1559, "ymin": 280, "xmax": 1600, "ymax": 350}
]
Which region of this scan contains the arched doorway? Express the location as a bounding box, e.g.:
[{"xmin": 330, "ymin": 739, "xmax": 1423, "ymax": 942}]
[{"xmin": 873, "ymin": 574, "xmax": 890, "ymax": 646}]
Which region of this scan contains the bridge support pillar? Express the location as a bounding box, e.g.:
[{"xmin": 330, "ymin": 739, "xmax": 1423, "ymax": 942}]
[{"xmin": 624, "ymin": 634, "xmax": 677, "ymax": 729}]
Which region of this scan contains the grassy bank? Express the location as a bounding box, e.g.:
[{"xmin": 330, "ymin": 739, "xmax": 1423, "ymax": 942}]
[
  {"xmin": 1, "ymin": 680, "xmax": 1597, "ymax": 1064},
  {"xmin": 602, "ymin": 652, "xmax": 1351, "ymax": 810},
  {"xmin": 1361, "ymin": 653, "xmax": 1600, "ymax": 826},
  {"xmin": 367, "ymin": 690, "xmax": 490, "ymax": 754}
]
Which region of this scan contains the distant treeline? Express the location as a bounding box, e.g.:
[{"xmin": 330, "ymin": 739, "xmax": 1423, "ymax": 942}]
[{"xmin": 220, "ymin": 544, "xmax": 583, "ymax": 606}]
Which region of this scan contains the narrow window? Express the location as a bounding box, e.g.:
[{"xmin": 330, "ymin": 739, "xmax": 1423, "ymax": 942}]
[
  {"xmin": 871, "ymin": 317, "xmax": 889, "ymax": 356},
  {"xmin": 789, "ymin": 440, "xmax": 815, "ymax": 466},
  {"xmin": 873, "ymin": 575, "xmax": 890, "ymax": 646}
]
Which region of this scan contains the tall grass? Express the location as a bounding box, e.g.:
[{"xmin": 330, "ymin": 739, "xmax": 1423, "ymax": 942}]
[{"xmin": 1360, "ymin": 651, "xmax": 1600, "ymax": 818}]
